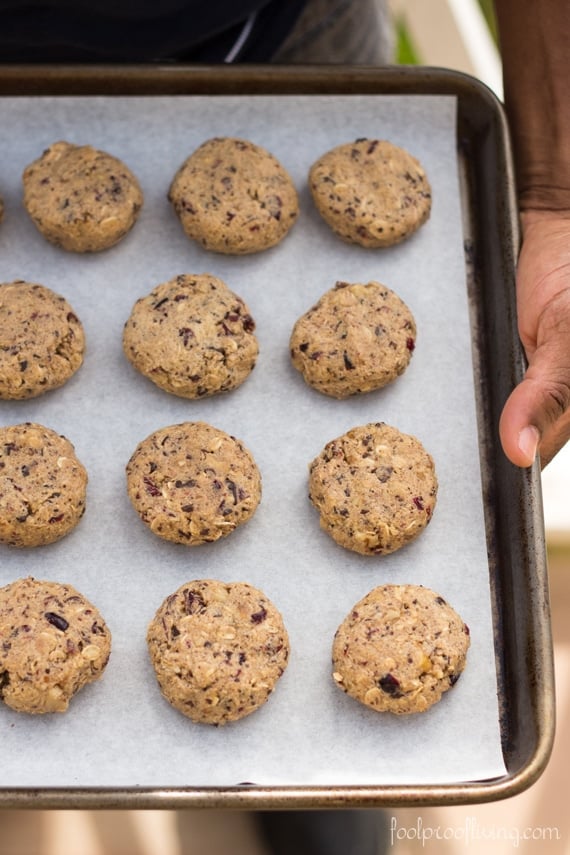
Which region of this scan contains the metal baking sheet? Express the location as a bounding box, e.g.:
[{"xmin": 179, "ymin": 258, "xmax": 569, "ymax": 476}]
[{"xmin": 0, "ymin": 66, "xmax": 554, "ymax": 809}]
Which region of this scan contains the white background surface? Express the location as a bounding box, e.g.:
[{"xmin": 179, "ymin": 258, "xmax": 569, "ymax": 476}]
[
  {"xmin": 542, "ymin": 446, "xmax": 570, "ymax": 534},
  {"xmin": 0, "ymin": 94, "xmax": 505, "ymax": 787}
]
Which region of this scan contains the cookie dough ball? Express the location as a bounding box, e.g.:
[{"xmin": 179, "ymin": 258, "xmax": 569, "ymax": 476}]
[
  {"xmin": 0, "ymin": 576, "xmax": 111, "ymax": 714},
  {"xmin": 0, "ymin": 423, "xmax": 88, "ymax": 548},
  {"xmin": 22, "ymin": 141, "xmax": 143, "ymax": 252},
  {"xmin": 123, "ymin": 273, "xmax": 259, "ymax": 399},
  {"xmin": 147, "ymin": 579, "xmax": 289, "ymax": 724},
  {"xmin": 126, "ymin": 421, "xmax": 261, "ymax": 546},
  {"xmin": 308, "ymin": 422, "xmax": 437, "ymax": 555},
  {"xmin": 290, "ymin": 280, "xmax": 416, "ymax": 398},
  {"xmin": 309, "ymin": 138, "xmax": 431, "ymax": 248},
  {"xmin": 0, "ymin": 280, "xmax": 85, "ymax": 399},
  {"xmin": 332, "ymin": 584, "xmax": 470, "ymax": 714},
  {"xmin": 168, "ymin": 136, "xmax": 299, "ymax": 254}
]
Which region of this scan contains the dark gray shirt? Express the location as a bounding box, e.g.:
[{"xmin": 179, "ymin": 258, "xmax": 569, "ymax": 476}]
[{"xmin": 0, "ymin": 0, "xmax": 307, "ymax": 61}]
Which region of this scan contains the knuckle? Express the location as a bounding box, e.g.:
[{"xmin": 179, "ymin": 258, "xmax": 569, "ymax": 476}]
[{"xmin": 542, "ymin": 375, "xmax": 570, "ymax": 419}]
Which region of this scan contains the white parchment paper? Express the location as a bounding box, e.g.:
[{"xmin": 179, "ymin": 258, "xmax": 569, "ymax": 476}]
[{"xmin": 0, "ymin": 94, "xmax": 506, "ymax": 788}]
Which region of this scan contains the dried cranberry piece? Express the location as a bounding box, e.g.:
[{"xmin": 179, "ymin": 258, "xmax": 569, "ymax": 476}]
[
  {"xmin": 378, "ymin": 673, "xmax": 403, "ymax": 697},
  {"xmin": 45, "ymin": 612, "xmax": 69, "ymax": 632},
  {"xmin": 143, "ymin": 477, "xmax": 161, "ymax": 497},
  {"xmin": 183, "ymin": 589, "xmax": 207, "ymax": 615},
  {"xmin": 251, "ymin": 606, "xmax": 268, "ymax": 624}
]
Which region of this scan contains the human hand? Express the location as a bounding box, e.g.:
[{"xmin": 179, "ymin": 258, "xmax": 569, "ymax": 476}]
[{"xmin": 499, "ymin": 210, "xmax": 570, "ymax": 468}]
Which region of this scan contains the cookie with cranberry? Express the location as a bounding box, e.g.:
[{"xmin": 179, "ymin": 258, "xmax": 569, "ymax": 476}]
[
  {"xmin": 0, "ymin": 280, "xmax": 85, "ymax": 399},
  {"xmin": 123, "ymin": 273, "xmax": 258, "ymax": 398},
  {"xmin": 332, "ymin": 584, "xmax": 470, "ymax": 714},
  {"xmin": 126, "ymin": 421, "xmax": 261, "ymax": 546},
  {"xmin": 308, "ymin": 422, "xmax": 437, "ymax": 555},
  {"xmin": 0, "ymin": 576, "xmax": 111, "ymax": 714},
  {"xmin": 0, "ymin": 423, "xmax": 88, "ymax": 548},
  {"xmin": 147, "ymin": 579, "xmax": 289, "ymax": 725},
  {"xmin": 290, "ymin": 280, "xmax": 416, "ymax": 398},
  {"xmin": 309, "ymin": 138, "xmax": 431, "ymax": 248},
  {"xmin": 168, "ymin": 137, "xmax": 298, "ymax": 254},
  {"xmin": 22, "ymin": 141, "xmax": 143, "ymax": 252}
]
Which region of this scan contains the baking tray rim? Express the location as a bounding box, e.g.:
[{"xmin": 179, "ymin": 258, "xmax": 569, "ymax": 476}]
[{"xmin": 0, "ymin": 63, "xmax": 555, "ymax": 809}]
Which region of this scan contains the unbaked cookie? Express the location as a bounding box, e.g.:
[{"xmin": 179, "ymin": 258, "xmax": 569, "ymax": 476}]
[
  {"xmin": 0, "ymin": 423, "xmax": 88, "ymax": 548},
  {"xmin": 126, "ymin": 421, "xmax": 261, "ymax": 546},
  {"xmin": 168, "ymin": 137, "xmax": 299, "ymax": 254},
  {"xmin": 22, "ymin": 141, "xmax": 143, "ymax": 252},
  {"xmin": 123, "ymin": 273, "xmax": 259, "ymax": 398},
  {"xmin": 290, "ymin": 280, "xmax": 416, "ymax": 398},
  {"xmin": 308, "ymin": 422, "xmax": 437, "ymax": 555},
  {"xmin": 0, "ymin": 576, "xmax": 111, "ymax": 714},
  {"xmin": 147, "ymin": 579, "xmax": 289, "ymax": 725},
  {"xmin": 309, "ymin": 138, "xmax": 431, "ymax": 248},
  {"xmin": 332, "ymin": 584, "xmax": 470, "ymax": 714},
  {"xmin": 0, "ymin": 280, "xmax": 85, "ymax": 399}
]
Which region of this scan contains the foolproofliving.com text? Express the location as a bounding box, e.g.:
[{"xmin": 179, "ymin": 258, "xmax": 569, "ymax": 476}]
[{"xmin": 390, "ymin": 816, "xmax": 561, "ymax": 848}]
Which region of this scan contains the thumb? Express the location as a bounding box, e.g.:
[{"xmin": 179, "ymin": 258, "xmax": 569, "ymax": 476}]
[{"xmin": 499, "ymin": 341, "xmax": 570, "ymax": 467}]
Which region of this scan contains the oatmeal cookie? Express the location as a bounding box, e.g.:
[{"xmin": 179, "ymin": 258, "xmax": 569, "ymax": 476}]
[
  {"xmin": 168, "ymin": 136, "xmax": 298, "ymax": 254},
  {"xmin": 0, "ymin": 280, "xmax": 85, "ymax": 399},
  {"xmin": 147, "ymin": 579, "xmax": 289, "ymax": 724},
  {"xmin": 123, "ymin": 273, "xmax": 258, "ymax": 398},
  {"xmin": 332, "ymin": 584, "xmax": 470, "ymax": 714},
  {"xmin": 290, "ymin": 280, "xmax": 416, "ymax": 397},
  {"xmin": 22, "ymin": 141, "xmax": 143, "ymax": 252},
  {"xmin": 308, "ymin": 422, "xmax": 437, "ymax": 555},
  {"xmin": 309, "ymin": 138, "xmax": 431, "ymax": 248},
  {"xmin": 126, "ymin": 421, "xmax": 261, "ymax": 546},
  {"xmin": 0, "ymin": 423, "xmax": 87, "ymax": 548},
  {"xmin": 0, "ymin": 576, "xmax": 111, "ymax": 714}
]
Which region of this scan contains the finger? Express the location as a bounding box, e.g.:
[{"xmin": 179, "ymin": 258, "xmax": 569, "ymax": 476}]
[
  {"xmin": 537, "ymin": 407, "xmax": 570, "ymax": 468},
  {"xmin": 499, "ymin": 348, "xmax": 570, "ymax": 467}
]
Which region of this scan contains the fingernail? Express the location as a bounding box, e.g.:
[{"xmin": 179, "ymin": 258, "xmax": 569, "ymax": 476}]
[{"xmin": 518, "ymin": 425, "xmax": 540, "ymax": 465}]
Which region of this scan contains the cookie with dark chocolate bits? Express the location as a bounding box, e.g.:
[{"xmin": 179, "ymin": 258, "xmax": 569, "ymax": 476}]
[
  {"xmin": 126, "ymin": 421, "xmax": 261, "ymax": 546},
  {"xmin": 168, "ymin": 137, "xmax": 299, "ymax": 254},
  {"xmin": 308, "ymin": 422, "xmax": 437, "ymax": 555},
  {"xmin": 0, "ymin": 423, "xmax": 88, "ymax": 548},
  {"xmin": 123, "ymin": 273, "xmax": 259, "ymax": 398},
  {"xmin": 309, "ymin": 138, "xmax": 431, "ymax": 248},
  {"xmin": 290, "ymin": 280, "xmax": 416, "ymax": 398},
  {"xmin": 0, "ymin": 576, "xmax": 111, "ymax": 714},
  {"xmin": 22, "ymin": 141, "xmax": 143, "ymax": 252},
  {"xmin": 147, "ymin": 579, "xmax": 289, "ymax": 724},
  {"xmin": 332, "ymin": 584, "xmax": 470, "ymax": 714},
  {"xmin": 0, "ymin": 280, "xmax": 85, "ymax": 400}
]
